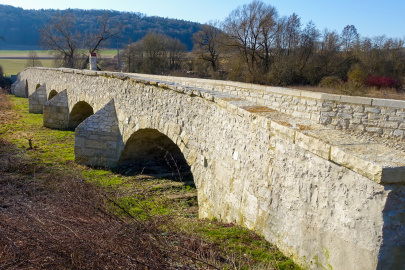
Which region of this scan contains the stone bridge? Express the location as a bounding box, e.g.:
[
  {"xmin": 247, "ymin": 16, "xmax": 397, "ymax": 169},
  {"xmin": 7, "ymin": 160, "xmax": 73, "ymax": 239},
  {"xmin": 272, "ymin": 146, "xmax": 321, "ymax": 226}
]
[{"xmin": 11, "ymin": 67, "xmax": 405, "ymax": 269}]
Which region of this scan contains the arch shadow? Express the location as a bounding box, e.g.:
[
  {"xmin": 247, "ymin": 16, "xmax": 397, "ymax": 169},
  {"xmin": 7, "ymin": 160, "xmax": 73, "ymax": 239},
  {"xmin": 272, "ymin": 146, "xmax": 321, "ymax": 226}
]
[
  {"xmin": 68, "ymin": 101, "xmax": 94, "ymax": 130},
  {"xmin": 48, "ymin": 90, "xmax": 58, "ymax": 101},
  {"xmin": 25, "ymin": 80, "xmax": 28, "ymax": 97},
  {"xmin": 117, "ymin": 128, "xmax": 194, "ymax": 184}
]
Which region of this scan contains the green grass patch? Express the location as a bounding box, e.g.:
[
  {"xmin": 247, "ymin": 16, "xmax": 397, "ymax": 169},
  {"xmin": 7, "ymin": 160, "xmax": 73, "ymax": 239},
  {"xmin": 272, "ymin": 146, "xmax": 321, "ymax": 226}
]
[
  {"xmin": 113, "ymin": 196, "xmax": 172, "ymax": 220},
  {"xmin": 187, "ymin": 220, "xmax": 300, "ymax": 270},
  {"xmin": 82, "ymin": 169, "xmax": 124, "ymax": 187},
  {"xmin": 0, "ymin": 96, "xmax": 75, "ymax": 166},
  {"xmin": 99, "ymin": 49, "xmax": 117, "ymax": 56},
  {"xmin": 0, "ymin": 59, "xmax": 54, "ymax": 76}
]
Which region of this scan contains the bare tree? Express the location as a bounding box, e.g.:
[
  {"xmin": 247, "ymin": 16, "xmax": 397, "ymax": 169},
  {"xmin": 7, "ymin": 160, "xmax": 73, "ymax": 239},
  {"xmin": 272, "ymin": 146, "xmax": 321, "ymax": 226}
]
[
  {"xmin": 39, "ymin": 12, "xmax": 80, "ymax": 68},
  {"xmin": 39, "ymin": 11, "xmax": 120, "ymax": 69},
  {"xmin": 281, "ymin": 13, "xmax": 301, "ymax": 56},
  {"xmin": 122, "ymin": 33, "xmax": 187, "ymax": 74},
  {"xmin": 193, "ymin": 21, "xmax": 223, "ymax": 72},
  {"xmin": 223, "ymin": 0, "xmax": 278, "ymax": 82},
  {"xmin": 341, "ymin": 25, "xmax": 359, "ymax": 52},
  {"xmin": 298, "ymin": 21, "xmax": 320, "ymax": 72},
  {"xmin": 167, "ymin": 37, "xmax": 187, "ymax": 70},
  {"xmin": 81, "ymin": 13, "xmax": 121, "ymax": 69},
  {"xmin": 25, "ymin": 50, "xmax": 43, "ymax": 67}
]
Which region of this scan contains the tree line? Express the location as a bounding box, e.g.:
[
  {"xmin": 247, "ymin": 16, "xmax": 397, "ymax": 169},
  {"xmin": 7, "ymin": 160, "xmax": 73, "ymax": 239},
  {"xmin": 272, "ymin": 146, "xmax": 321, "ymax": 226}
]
[
  {"xmin": 18, "ymin": 0, "xmax": 405, "ymax": 90},
  {"xmin": 121, "ymin": 0, "xmax": 405, "ymax": 90}
]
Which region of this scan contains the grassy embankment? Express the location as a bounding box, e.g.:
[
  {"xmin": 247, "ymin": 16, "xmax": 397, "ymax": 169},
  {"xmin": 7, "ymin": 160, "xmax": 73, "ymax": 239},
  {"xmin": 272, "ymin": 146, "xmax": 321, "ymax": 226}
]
[{"xmin": 0, "ymin": 93, "xmax": 301, "ymax": 269}]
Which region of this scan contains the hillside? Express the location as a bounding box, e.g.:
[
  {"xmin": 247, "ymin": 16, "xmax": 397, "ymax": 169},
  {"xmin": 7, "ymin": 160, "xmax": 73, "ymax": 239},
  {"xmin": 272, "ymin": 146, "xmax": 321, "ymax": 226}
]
[{"xmin": 0, "ymin": 4, "xmax": 202, "ymax": 50}]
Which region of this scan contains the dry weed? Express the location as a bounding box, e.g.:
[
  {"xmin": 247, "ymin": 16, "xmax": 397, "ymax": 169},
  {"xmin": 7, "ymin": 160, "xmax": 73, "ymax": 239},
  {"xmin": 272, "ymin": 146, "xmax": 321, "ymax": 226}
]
[
  {"xmin": 0, "ymin": 89, "xmax": 12, "ymax": 110},
  {"xmin": 0, "ymin": 139, "xmax": 221, "ymax": 269}
]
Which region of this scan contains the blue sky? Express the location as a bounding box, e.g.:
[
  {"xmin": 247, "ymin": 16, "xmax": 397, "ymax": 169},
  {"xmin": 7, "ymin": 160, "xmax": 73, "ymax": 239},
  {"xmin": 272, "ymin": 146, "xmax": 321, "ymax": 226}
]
[{"xmin": 2, "ymin": 0, "xmax": 404, "ymax": 39}]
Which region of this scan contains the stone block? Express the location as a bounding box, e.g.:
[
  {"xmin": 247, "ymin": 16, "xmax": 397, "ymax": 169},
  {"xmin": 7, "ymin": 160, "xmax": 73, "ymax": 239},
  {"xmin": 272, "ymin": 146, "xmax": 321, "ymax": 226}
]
[
  {"xmin": 372, "ymin": 98, "xmax": 405, "ymax": 108},
  {"xmin": 330, "ymin": 144, "xmax": 405, "ymax": 183},
  {"xmin": 379, "ymin": 121, "xmax": 399, "ymax": 129},
  {"xmin": 85, "ymin": 139, "xmax": 105, "ymax": 149},
  {"xmin": 295, "ymin": 131, "xmax": 330, "ymax": 159},
  {"xmin": 341, "ymin": 95, "xmax": 372, "ymax": 105},
  {"xmin": 394, "ymin": 130, "xmax": 404, "ymax": 137},
  {"xmin": 270, "ymin": 121, "xmax": 295, "ymax": 143},
  {"xmin": 366, "ymin": 127, "xmax": 383, "ymax": 134},
  {"xmin": 265, "ymin": 86, "xmax": 301, "ymax": 97}
]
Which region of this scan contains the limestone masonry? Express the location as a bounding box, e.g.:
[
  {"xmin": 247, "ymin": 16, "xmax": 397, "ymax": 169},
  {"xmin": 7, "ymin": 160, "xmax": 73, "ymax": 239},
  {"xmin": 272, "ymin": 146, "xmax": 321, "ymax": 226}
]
[{"xmin": 11, "ymin": 67, "xmax": 405, "ymax": 269}]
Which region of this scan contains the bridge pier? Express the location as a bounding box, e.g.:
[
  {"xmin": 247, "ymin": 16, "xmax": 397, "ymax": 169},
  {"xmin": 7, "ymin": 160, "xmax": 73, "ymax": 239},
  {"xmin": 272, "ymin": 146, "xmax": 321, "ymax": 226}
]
[
  {"xmin": 29, "ymin": 84, "xmax": 47, "ymax": 113},
  {"xmin": 74, "ymin": 100, "xmax": 123, "ymax": 167},
  {"xmin": 11, "ymin": 79, "xmax": 28, "ymax": 97},
  {"xmin": 43, "ymin": 90, "xmax": 70, "ymax": 129}
]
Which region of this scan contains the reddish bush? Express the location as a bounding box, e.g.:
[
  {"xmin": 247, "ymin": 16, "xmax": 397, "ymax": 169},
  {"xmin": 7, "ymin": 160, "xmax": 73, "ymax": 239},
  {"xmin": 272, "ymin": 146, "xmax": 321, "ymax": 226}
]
[{"xmin": 366, "ymin": 75, "xmax": 402, "ymax": 90}]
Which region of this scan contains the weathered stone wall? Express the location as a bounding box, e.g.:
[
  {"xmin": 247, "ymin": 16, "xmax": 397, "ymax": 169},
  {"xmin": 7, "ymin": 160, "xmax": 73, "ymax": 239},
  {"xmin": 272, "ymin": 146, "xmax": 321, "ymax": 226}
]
[
  {"xmin": 132, "ymin": 73, "xmax": 405, "ymax": 140},
  {"xmin": 12, "ymin": 67, "xmax": 405, "ymax": 269}
]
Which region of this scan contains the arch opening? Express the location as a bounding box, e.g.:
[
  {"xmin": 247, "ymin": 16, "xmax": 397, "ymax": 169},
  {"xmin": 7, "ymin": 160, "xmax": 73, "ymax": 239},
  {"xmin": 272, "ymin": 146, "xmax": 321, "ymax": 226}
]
[
  {"xmin": 35, "ymin": 84, "xmax": 41, "ymax": 90},
  {"xmin": 48, "ymin": 90, "xmax": 58, "ymax": 100},
  {"xmin": 118, "ymin": 128, "xmax": 194, "ymax": 183},
  {"xmin": 25, "ymin": 80, "xmax": 28, "ymax": 97},
  {"xmin": 68, "ymin": 101, "xmax": 94, "ymax": 129}
]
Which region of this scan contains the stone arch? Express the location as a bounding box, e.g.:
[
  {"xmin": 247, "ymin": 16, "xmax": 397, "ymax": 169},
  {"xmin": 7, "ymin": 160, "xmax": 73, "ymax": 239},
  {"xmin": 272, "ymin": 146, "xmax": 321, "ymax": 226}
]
[
  {"xmin": 48, "ymin": 90, "xmax": 58, "ymax": 100},
  {"xmin": 35, "ymin": 83, "xmax": 41, "ymax": 90},
  {"xmin": 68, "ymin": 101, "xmax": 94, "ymax": 129},
  {"xmin": 118, "ymin": 128, "xmax": 193, "ymax": 182}
]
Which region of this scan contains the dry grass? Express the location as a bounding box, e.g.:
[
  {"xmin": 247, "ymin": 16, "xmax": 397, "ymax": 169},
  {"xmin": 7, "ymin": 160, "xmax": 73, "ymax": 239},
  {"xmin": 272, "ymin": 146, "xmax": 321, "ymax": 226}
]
[
  {"xmin": 294, "ymin": 85, "xmax": 405, "ymax": 101},
  {"xmin": 0, "ymin": 139, "xmax": 224, "ymax": 269},
  {"xmin": 0, "ymin": 89, "xmax": 12, "ymax": 109}
]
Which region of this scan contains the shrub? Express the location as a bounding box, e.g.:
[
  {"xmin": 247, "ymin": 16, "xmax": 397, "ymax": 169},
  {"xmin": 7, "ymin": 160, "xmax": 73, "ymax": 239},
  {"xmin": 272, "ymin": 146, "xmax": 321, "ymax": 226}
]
[
  {"xmin": 319, "ymin": 76, "xmax": 343, "ymax": 89},
  {"xmin": 347, "ymin": 64, "xmax": 367, "ymax": 85},
  {"xmin": 337, "ymin": 80, "xmax": 366, "ymax": 96},
  {"xmin": 366, "ymin": 75, "xmax": 402, "ymax": 90},
  {"xmin": 0, "ymin": 88, "xmax": 12, "ymax": 109}
]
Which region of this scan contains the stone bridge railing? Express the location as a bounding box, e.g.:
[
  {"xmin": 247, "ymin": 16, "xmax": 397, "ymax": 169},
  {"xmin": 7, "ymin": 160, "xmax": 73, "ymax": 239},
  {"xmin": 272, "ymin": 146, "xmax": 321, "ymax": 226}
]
[
  {"xmin": 133, "ymin": 73, "xmax": 405, "ymax": 140},
  {"xmin": 10, "ymin": 68, "xmax": 405, "ymax": 270}
]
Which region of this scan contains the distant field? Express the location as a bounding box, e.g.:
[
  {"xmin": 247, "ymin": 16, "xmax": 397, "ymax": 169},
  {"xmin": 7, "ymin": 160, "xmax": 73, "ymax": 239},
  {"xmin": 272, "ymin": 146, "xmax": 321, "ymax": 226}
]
[
  {"xmin": 0, "ymin": 50, "xmax": 52, "ymax": 58},
  {"xmin": 0, "ymin": 49, "xmax": 117, "ymax": 57},
  {"xmin": 0, "ymin": 59, "xmax": 54, "ymax": 76},
  {"xmin": 0, "ymin": 49, "xmax": 117, "ymax": 75},
  {"xmin": 100, "ymin": 49, "xmax": 117, "ymax": 56}
]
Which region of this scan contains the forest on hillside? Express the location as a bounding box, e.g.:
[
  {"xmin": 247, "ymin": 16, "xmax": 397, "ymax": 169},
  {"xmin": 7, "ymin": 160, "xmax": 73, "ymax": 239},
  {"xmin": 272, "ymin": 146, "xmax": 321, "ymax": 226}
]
[{"xmin": 0, "ymin": 4, "xmax": 201, "ymax": 50}]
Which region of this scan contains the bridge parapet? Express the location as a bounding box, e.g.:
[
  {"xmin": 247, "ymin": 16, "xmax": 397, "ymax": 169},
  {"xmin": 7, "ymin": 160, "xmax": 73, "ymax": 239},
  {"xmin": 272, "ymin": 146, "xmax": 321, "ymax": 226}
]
[
  {"xmin": 133, "ymin": 73, "xmax": 405, "ymax": 140},
  {"xmin": 12, "ymin": 67, "xmax": 405, "ymax": 270}
]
